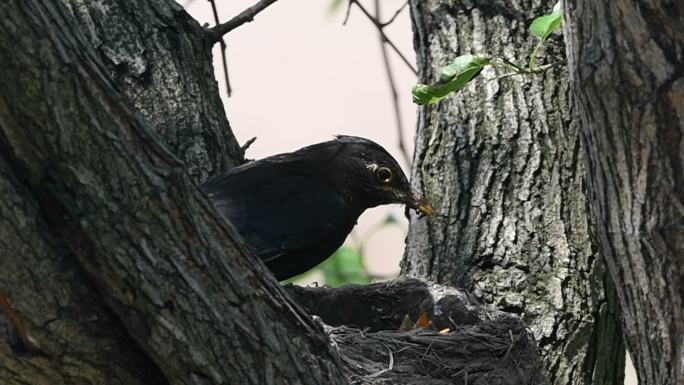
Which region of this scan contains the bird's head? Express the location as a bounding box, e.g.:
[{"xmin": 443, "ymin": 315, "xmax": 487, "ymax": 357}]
[{"xmin": 316, "ymin": 136, "xmax": 435, "ymax": 216}]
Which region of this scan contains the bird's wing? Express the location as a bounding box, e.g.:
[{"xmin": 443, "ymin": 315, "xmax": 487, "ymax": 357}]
[{"xmin": 201, "ymin": 162, "xmax": 347, "ymax": 262}]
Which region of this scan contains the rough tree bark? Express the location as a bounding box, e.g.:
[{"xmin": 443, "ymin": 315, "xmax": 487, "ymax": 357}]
[
  {"xmin": 564, "ymin": 1, "xmax": 684, "ymax": 385},
  {"xmin": 404, "ymin": 1, "xmax": 624, "ymax": 384},
  {"xmin": 0, "ymin": 1, "xmax": 346, "ymax": 384},
  {"xmin": 62, "ymin": 0, "xmax": 244, "ymax": 181},
  {"xmin": 0, "ymin": 1, "xmax": 549, "ymax": 384},
  {"xmin": 0, "ymin": 0, "xmax": 603, "ymax": 384}
]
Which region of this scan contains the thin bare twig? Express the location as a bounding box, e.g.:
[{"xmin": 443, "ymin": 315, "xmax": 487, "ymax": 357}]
[
  {"xmin": 380, "ymin": 1, "xmax": 408, "ymax": 27},
  {"xmin": 208, "ymin": 0, "xmax": 279, "ymax": 42},
  {"xmin": 240, "ymin": 136, "xmax": 258, "ymax": 155},
  {"xmin": 342, "ymin": 0, "xmax": 353, "ymax": 25},
  {"xmin": 348, "ymin": 0, "xmax": 417, "ymax": 75},
  {"xmin": 208, "ymin": 0, "xmax": 232, "ymax": 96},
  {"xmin": 368, "ymin": 348, "xmax": 394, "ymax": 377},
  {"xmin": 374, "ymin": 0, "xmax": 410, "ymax": 166},
  {"xmin": 488, "ymin": 58, "xmax": 565, "ymax": 82}
]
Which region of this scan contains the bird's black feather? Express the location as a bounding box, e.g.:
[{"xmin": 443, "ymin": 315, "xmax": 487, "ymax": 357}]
[{"xmin": 201, "ymin": 136, "xmax": 429, "ymax": 280}]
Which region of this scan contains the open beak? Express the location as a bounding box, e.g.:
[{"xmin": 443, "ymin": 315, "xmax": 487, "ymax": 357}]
[{"xmin": 404, "ymin": 191, "xmax": 435, "ymax": 216}]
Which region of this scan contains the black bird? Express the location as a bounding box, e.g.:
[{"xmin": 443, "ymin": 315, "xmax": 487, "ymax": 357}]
[{"xmin": 201, "ymin": 136, "xmax": 434, "ymax": 280}]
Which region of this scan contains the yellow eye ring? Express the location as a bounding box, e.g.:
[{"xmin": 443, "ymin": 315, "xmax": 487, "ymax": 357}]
[{"xmin": 376, "ymin": 166, "xmax": 393, "ymax": 184}]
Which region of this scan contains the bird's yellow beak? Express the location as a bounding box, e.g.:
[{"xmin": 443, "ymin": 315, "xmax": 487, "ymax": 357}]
[
  {"xmin": 384, "ymin": 186, "xmax": 435, "ymax": 216},
  {"xmin": 406, "ymin": 191, "xmax": 435, "ymax": 216}
]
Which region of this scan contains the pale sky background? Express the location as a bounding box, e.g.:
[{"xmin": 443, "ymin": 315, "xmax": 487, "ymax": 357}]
[{"xmin": 184, "ymin": 1, "xmax": 636, "ymax": 383}]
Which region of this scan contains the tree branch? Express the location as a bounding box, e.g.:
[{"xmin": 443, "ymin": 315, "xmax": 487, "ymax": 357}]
[
  {"xmin": 349, "ymin": 0, "xmax": 416, "ymax": 75},
  {"xmin": 208, "ymin": 0, "xmax": 233, "ymax": 96},
  {"xmin": 373, "ymin": 0, "xmax": 411, "ymax": 167},
  {"xmin": 0, "ymin": 1, "xmax": 344, "ymax": 384},
  {"xmin": 380, "ymin": 1, "xmax": 408, "ymax": 27},
  {"xmin": 208, "ymin": 0, "xmax": 280, "ymax": 43}
]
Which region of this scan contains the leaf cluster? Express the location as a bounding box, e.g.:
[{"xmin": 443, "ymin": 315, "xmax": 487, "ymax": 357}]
[{"xmin": 412, "ymin": 2, "xmax": 563, "ymax": 105}]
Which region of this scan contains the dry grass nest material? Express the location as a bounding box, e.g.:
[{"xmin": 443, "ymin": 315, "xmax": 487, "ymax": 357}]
[
  {"xmin": 288, "ymin": 280, "xmax": 549, "ymax": 385},
  {"xmin": 326, "ymin": 316, "xmax": 547, "ymax": 385}
]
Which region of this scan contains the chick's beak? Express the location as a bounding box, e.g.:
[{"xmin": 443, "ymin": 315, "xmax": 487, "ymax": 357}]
[{"xmin": 404, "ymin": 191, "xmax": 435, "ymax": 216}]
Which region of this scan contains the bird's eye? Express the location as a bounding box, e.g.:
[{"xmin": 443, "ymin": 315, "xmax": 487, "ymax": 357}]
[{"xmin": 376, "ymin": 166, "xmax": 393, "ymax": 184}]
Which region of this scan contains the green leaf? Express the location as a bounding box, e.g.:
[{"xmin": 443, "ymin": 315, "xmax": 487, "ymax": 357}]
[
  {"xmin": 383, "ymin": 213, "xmax": 398, "ymax": 225},
  {"xmin": 328, "ymin": 0, "xmax": 345, "ymax": 14},
  {"xmin": 529, "ymin": 2, "xmax": 563, "ymax": 41},
  {"xmin": 412, "ymin": 54, "xmax": 489, "ymax": 105},
  {"xmin": 320, "ymin": 246, "xmax": 371, "ymax": 287}
]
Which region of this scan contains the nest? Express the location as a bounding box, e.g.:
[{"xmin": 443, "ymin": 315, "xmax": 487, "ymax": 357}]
[{"xmin": 287, "ymin": 279, "xmax": 549, "ymax": 385}]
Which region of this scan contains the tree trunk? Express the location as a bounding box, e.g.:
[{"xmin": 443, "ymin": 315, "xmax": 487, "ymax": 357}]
[
  {"xmin": 0, "ymin": 1, "xmax": 346, "ymax": 384},
  {"xmin": 564, "ymin": 1, "xmax": 684, "ymax": 384},
  {"xmin": 61, "ymin": 0, "xmax": 244, "ymax": 181},
  {"xmin": 2, "ymin": 0, "xmax": 651, "ymax": 383},
  {"xmin": 404, "ymin": 1, "xmax": 624, "ymax": 384}
]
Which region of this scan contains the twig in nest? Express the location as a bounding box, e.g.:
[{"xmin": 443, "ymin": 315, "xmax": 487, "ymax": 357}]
[
  {"xmin": 367, "ymin": 348, "xmax": 394, "ymax": 377},
  {"xmin": 325, "ymin": 317, "xmax": 548, "ymax": 385}
]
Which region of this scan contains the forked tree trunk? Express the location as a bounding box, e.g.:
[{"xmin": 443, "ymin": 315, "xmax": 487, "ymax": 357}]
[
  {"xmin": 565, "ymin": 1, "xmax": 684, "ymax": 384},
  {"xmin": 0, "ymin": 0, "xmax": 550, "ymax": 381},
  {"xmin": 404, "ymin": 1, "xmax": 624, "ymax": 384},
  {"xmin": 0, "ymin": 1, "xmax": 346, "ymax": 384},
  {"xmin": 6, "ymin": 0, "xmax": 667, "ymax": 384}
]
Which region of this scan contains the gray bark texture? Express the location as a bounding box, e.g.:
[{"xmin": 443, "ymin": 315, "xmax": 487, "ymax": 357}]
[
  {"xmin": 564, "ymin": 1, "xmax": 684, "ymax": 385},
  {"xmin": 404, "ymin": 1, "xmax": 624, "ymax": 384},
  {"xmin": 0, "ymin": 1, "xmax": 346, "ymax": 385},
  {"xmin": 62, "ymin": 0, "xmax": 244, "ymax": 182},
  {"xmin": 0, "ymin": 1, "xmax": 552, "ymax": 385}
]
